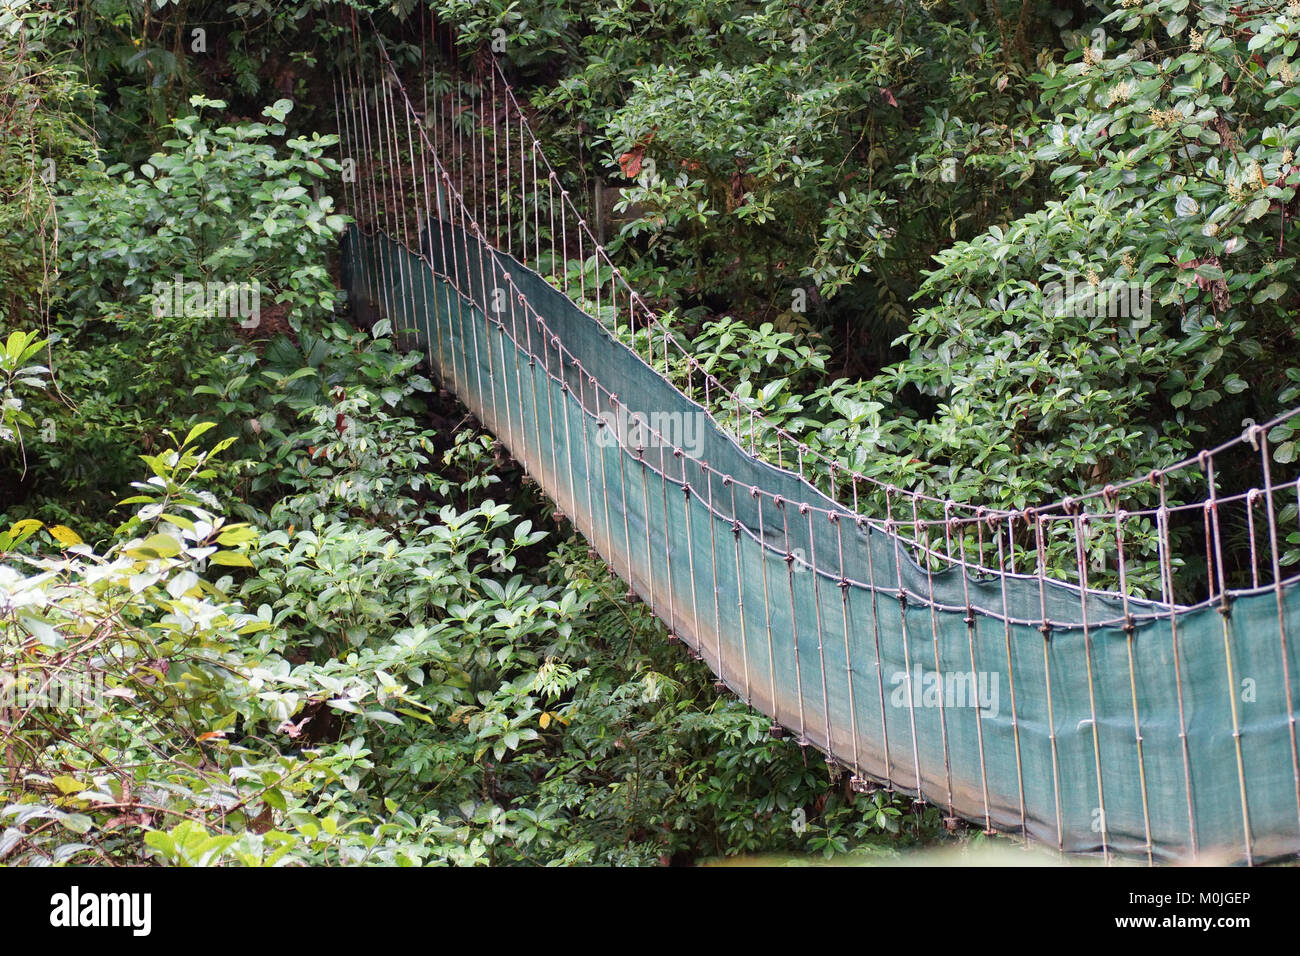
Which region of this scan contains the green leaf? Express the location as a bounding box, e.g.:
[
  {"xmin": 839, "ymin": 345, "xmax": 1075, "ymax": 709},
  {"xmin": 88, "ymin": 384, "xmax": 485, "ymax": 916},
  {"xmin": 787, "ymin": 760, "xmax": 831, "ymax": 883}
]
[
  {"xmin": 52, "ymin": 775, "xmax": 87, "ymax": 795},
  {"xmin": 160, "ymin": 513, "xmax": 196, "ymax": 532},
  {"xmin": 216, "ymin": 526, "xmax": 257, "ymax": 545},
  {"xmin": 183, "ymin": 421, "xmax": 218, "ymax": 447},
  {"xmin": 127, "ymin": 533, "xmax": 182, "ymax": 559},
  {"xmin": 61, "ymin": 813, "xmax": 93, "ymax": 835},
  {"xmin": 208, "ymin": 551, "xmax": 254, "ymax": 567},
  {"xmin": 1243, "ymin": 197, "xmax": 1271, "ymax": 222},
  {"xmin": 1253, "ymin": 282, "xmax": 1286, "ymax": 304}
]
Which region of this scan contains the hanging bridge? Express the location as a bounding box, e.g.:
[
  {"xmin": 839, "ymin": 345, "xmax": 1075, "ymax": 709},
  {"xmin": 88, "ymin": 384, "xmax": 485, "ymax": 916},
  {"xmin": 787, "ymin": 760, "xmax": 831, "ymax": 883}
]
[{"xmin": 330, "ymin": 14, "xmax": 1300, "ymax": 864}]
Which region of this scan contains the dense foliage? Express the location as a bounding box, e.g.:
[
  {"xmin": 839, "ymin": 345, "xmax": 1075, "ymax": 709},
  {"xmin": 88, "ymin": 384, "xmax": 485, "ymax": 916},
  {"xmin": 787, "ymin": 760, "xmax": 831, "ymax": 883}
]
[
  {"xmin": 3, "ymin": 0, "xmax": 1298, "ymax": 864},
  {"xmin": 1, "ymin": 0, "xmax": 946, "ymax": 865},
  {"xmin": 452, "ymin": 0, "xmax": 1300, "ymax": 595}
]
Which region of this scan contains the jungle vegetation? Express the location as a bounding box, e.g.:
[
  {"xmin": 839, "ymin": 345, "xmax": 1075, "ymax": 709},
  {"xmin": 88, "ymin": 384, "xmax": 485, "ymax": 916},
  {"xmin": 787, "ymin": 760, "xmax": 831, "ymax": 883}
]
[{"xmin": 1, "ymin": 0, "xmax": 1297, "ymax": 865}]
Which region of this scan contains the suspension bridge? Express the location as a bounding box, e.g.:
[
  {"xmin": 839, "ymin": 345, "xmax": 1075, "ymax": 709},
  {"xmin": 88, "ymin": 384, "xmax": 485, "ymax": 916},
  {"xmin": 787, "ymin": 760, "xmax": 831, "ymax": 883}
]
[{"xmin": 331, "ymin": 13, "xmax": 1300, "ymax": 864}]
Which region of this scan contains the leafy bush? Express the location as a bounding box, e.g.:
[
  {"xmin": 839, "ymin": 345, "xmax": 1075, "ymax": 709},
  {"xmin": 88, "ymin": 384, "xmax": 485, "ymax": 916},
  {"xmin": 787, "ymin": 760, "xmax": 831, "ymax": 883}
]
[
  {"xmin": 0, "ymin": 1, "xmax": 93, "ymax": 326},
  {"xmin": 8, "ymin": 96, "xmax": 346, "ymax": 527}
]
